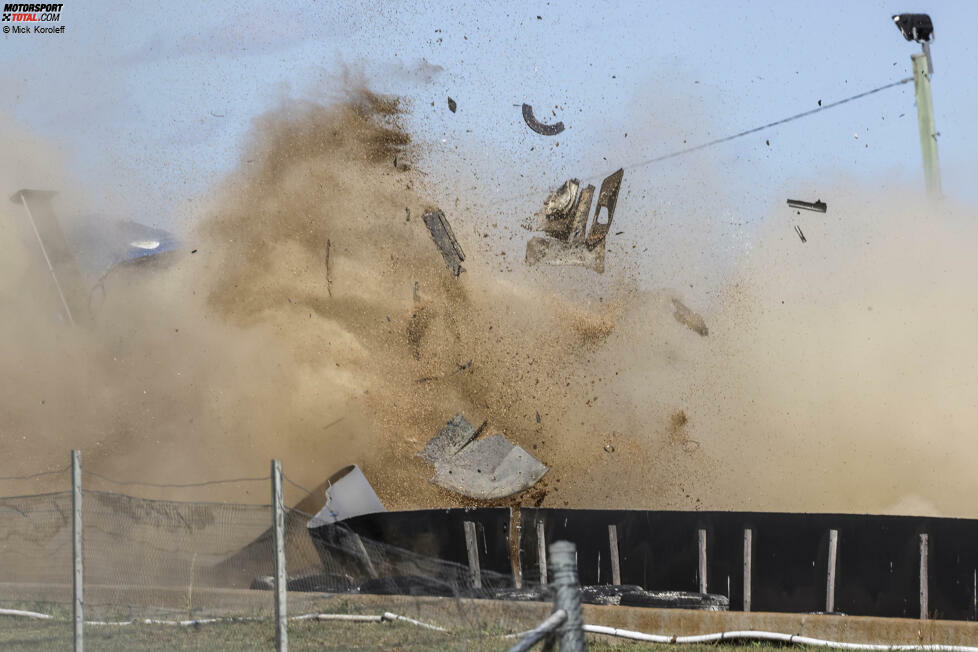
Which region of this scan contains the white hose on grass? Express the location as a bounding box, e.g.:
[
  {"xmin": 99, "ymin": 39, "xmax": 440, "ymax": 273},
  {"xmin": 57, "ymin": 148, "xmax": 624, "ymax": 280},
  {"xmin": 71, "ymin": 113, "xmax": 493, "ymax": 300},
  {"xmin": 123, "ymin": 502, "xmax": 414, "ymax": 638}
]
[
  {"xmin": 0, "ymin": 608, "xmax": 445, "ymax": 631},
  {"xmin": 0, "ymin": 608, "xmax": 53, "ymax": 620},
  {"xmin": 584, "ymin": 624, "xmax": 978, "ymax": 651}
]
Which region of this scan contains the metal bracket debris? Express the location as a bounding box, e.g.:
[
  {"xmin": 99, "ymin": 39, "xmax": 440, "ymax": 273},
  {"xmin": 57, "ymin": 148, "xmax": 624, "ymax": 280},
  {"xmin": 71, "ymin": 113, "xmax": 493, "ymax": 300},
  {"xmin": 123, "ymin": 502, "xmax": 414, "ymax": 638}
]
[
  {"xmin": 521, "ymin": 103, "xmax": 565, "ymax": 136},
  {"xmin": 422, "ymin": 209, "xmax": 465, "ymax": 277},
  {"xmin": 420, "ymin": 414, "xmax": 548, "ymax": 500},
  {"xmin": 787, "ymin": 198, "xmax": 827, "ymax": 213},
  {"xmin": 525, "ymin": 169, "xmax": 623, "ymax": 273}
]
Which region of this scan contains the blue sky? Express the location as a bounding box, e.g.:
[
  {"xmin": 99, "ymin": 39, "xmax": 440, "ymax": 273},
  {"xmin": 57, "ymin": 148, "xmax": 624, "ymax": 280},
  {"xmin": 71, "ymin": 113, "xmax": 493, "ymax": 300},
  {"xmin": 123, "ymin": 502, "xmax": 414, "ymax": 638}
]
[{"xmin": 1, "ymin": 0, "xmax": 975, "ymax": 243}]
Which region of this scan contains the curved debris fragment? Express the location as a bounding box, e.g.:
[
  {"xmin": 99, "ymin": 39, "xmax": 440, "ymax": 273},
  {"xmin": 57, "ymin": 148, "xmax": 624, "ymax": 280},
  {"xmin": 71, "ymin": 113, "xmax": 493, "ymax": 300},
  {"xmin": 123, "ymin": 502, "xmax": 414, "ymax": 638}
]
[
  {"xmin": 431, "ymin": 434, "xmax": 548, "ymax": 500},
  {"xmin": 521, "ymin": 103, "xmax": 565, "ymax": 136}
]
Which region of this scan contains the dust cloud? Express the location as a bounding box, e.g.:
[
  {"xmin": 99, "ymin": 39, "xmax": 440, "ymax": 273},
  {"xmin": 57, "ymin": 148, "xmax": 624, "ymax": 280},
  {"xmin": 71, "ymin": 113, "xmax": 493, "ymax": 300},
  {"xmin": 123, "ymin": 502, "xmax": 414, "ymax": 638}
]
[{"xmin": 1, "ymin": 90, "xmax": 976, "ymax": 517}]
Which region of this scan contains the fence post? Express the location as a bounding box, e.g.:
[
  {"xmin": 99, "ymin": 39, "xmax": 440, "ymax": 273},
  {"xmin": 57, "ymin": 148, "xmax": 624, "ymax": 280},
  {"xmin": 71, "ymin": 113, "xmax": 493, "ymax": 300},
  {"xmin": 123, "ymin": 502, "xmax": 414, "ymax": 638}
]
[
  {"xmin": 608, "ymin": 525, "xmax": 621, "ymax": 586},
  {"xmin": 698, "ymin": 528, "xmax": 707, "ymax": 594},
  {"xmin": 920, "ymin": 533, "xmax": 929, "ymax": 620},
  {"xmin": 537, "ymin": 519, "xmax": 547, "ymax": 585},
  {"xmin": 464, "ymin": 521, "xmax": 482, "ymax": 589},
  {"xmin": 272, "ymin": 460, "xmax": 287, "ymax": 651},
  {"xmin": 549, "ymin": 541, "xmax": 586, "ymax": 652},
  {"xmin": 826, "ymin": 529, "xmax": 838, "ymax": 613},
  {"xmin": 743, "ymin": 528, "xmax": 752, "ymax": 612},
  {"xmin": 72, "ymin": 450, "xmax": 83, "ymax": 652}
]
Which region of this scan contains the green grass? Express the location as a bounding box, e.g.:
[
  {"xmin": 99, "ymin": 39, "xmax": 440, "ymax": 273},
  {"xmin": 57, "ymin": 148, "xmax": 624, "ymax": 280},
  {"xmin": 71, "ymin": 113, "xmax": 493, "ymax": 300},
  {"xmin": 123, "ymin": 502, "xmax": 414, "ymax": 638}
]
[{"xmin": 0, "ymin": 617, "xmax": 793, "ymax": 651}]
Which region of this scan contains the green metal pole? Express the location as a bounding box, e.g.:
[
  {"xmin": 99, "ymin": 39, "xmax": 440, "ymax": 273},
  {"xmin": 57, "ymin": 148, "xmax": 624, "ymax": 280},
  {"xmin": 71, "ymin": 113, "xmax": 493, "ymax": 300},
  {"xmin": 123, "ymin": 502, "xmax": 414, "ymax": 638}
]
[{"xmin": 912, "ymin": 53, "xmax": 941, "ymax": 199}]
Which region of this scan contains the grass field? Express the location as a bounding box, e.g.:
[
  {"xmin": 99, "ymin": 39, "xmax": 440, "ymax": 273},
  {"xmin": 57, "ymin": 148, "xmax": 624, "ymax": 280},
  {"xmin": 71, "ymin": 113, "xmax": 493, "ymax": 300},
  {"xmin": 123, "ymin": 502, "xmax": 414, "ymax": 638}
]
[{"xmin": 0, "ymin": 616, "xmax": 789, "ymax": 651}]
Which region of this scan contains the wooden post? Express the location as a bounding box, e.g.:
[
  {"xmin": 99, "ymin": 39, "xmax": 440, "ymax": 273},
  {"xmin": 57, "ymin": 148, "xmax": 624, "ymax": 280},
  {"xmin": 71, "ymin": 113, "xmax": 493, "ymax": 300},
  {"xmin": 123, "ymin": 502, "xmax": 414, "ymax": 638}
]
[
  {"xmin": 743, "ymin": 528, "xmax": 752, "ymax": 612},
  {"xmin": 549, "ymin": 541, "xmax": 585, "ymax": 652},
  {"xmin": 271, "ymin": 460, "xmax": 287, "ymax": 652},
  {"xmin": 826, "ymin": 529, "xmax": 838, "ymax": 613},
  {"xmin": 920, "ymin": 533, "xmax": 929, "ymax": 620},
  {"xmin": 608, "ymin": 525, "xmax": 621, "ymax": 586},
  {"xmin": 698, "ymin": 528, "xmax": 707, "ymax": 594},
  {"xmin": 912, "ymin": 53, "xmax": 941, "ymax": 199},
  {"xmin": 463, "ymin": 521, "xmax": 482, "ymax": 589},
  {"xmin": 71, "ymin": 450, "xmax": 83, "ymax": 652},
  {"xmin": 537, "ymin": 520, "xmax": 547, "ymax": 585},
  {"xmin": 350, "ymin": 533, "xmax": 379, "ymax": 579}
]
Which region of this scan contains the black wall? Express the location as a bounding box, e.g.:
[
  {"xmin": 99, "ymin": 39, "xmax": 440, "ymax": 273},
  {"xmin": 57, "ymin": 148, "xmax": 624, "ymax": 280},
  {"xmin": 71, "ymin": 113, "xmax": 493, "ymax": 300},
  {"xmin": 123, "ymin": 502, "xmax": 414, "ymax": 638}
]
[{"xmin": 313, "ymin": 507, "xmax": 978, "ymax": 621}]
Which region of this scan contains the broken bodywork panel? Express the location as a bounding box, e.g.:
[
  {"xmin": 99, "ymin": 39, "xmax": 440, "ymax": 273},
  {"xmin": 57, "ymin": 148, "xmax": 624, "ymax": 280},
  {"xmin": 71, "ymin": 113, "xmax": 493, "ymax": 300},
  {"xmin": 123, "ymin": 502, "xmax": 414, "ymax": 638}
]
[
  {"xmin": 419, "ymin": 414, "xmax": 485, "ymax": 464},
  {"xmin": 525, "ymin": 169, "xmax": 623, "ymax": 273},
  {"xmin": 422, "ymin": 209, "xmax": 465, "ymax": 277},
  {"xmin": 421, "ymin": 414, "xmax": 548, "ymax": 500}
]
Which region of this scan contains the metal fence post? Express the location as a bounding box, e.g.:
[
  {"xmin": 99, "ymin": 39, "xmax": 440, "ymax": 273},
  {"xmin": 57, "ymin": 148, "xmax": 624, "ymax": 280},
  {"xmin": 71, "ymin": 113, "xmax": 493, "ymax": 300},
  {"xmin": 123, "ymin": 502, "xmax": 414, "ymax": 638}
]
[
  {"xmin": 72, "ymin": 450, "xmax": 83, "ymax": 652},
  {"xmin": 549, "ymin": 541, "xmax": 586, "ymax": 652},
  {"xmin": 272, "ymin": 460, "xmax": 287, "ymax": 651}
]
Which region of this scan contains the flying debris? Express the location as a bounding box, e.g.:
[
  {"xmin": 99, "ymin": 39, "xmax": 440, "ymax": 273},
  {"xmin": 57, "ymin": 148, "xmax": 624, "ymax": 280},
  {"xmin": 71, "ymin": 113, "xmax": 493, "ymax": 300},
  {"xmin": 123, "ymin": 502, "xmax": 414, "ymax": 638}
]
[
  {"xmin": 525, "ymin": 168, "xmax": 623, "ymax": 273},
  {"xmin": 521, "ymin": 103, "xmax": 565, "ymax": 136},
  {"xmin": 422, "ymin": 209, "xmax": 465, "ymax": 277},
  {"xmin": 447, "ymin": 97, "xmax": 457, "ymax": 113},
  {"xmin": 420, "ymin": 414, "xmax": 548, "ymax": 500},
  {"xmin": 794, "ymin": 225, "xmax": 807, "ymax": 243},
  {"xmin": 787, "ymin": 198, "xmax": 827, "ymax": 213},
  {"xmin": 671, "ymin": 297, "xmax": 708, "ymax": 337}
]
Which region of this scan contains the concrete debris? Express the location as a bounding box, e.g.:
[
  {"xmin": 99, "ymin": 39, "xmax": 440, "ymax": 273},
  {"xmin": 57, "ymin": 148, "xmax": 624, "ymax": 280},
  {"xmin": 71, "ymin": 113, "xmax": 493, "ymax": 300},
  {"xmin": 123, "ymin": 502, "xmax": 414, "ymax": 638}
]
[
  {"xmin": 787, "ymin": 198, "xmax": 827, "ymax": 213},
  {"xmin": 525, "ymin": 168, "xmax": 624, "ymax": 273},
  {"xmin": 521, "ymin": 103, "xmax": 565, "ymax": 136},
  {"xmin": 420, "ymin": 413, "xmax": 548, "ymax": 500},
  {"xmin": 671, "ymin": 297, "xmax": 708, "ymax": 337},
  {"xmin": 422, "ymin": 209, "xmax": 465, "ymax": 277}
]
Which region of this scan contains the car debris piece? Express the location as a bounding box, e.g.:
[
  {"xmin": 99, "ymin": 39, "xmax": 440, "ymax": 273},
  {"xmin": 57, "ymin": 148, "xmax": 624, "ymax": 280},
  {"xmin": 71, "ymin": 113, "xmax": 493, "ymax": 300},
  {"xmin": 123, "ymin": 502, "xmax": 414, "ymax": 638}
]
[
  {"xmin": 526, "ymin": 235, "xmax": 605, "ymax": 273},
  {"xmin": 525, "ymin": 169, "xmax": 623, "ymax": 273},
  {"xmin": 786, "ymin": 198, "xmax": 827, "ymax": 213},
  {"xmin": 419, "ymin": 414, "xmax": 486, "ymax": 464},
  {"xmin": 422, "ymin": 209, "xmax": 465, "ymax": 277},
  {"xmin": 431, "ymin": 434, "xmax": 549, "ymax": 500},
  {"xmin": 420, "ymin": 413, "xmax": 548, "ymax": 500},
  {"xmin": 307, "ymin": 465, "xmax": 386, "ymax": 528},
  {"xmin": 521, "ymin": 103, "xmax": 565, "ymax": 136},
  {"xmin": 671, "ymin": 297, "xmax": 708, "ymax": 337},
  {"xmin": 794, "ymin": 225, "xmax": 807, "ymax": 243},
  {"xmin": 585, "ymin": 168, "xmax": 624, "ymax": 249},
  {"xmin": 447, "ymin": 97, "xmax": 457, "ymax": 113}
]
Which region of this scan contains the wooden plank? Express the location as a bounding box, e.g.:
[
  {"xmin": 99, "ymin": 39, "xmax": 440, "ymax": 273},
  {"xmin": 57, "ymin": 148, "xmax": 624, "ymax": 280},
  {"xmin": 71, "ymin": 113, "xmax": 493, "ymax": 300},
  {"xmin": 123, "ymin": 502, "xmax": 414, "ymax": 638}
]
[
  {"xmin": 72, "ymin": 450, "xmax": 83, "ymax": 652},
  {"xmin": 464, "ymin": 521, "xmax": 482, "ymax": 589},
  {"xmin": 826, "ymin": 529, "xmax": 838, "ymax": 613},
  {"xmin": 537, "ymin": 519, "xmax": 547, "ymax": 585},
  {"xmin": 271, "ymin": 460, "xmax": 288, "ymax": 652},
  {"xmin": 608, "ymin": 525, "xmax": 621, "ymax": 586},
  {"xmin": 920, "ymin": 533, "xmax": 929, "ymax": 620},
  {"xmin": 698, "ymin": 528, "xmax": 707, "ymax": 594},
  {"xmin": 743, "ymin": 528, "xmax": 752, "ymax": 612}
]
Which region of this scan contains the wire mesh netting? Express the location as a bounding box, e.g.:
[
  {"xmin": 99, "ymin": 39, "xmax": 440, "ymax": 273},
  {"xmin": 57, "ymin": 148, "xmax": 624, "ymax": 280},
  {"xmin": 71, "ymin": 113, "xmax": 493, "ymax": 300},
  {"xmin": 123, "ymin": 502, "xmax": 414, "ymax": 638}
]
[{"xmin": 0, "ymin": 470, "xmax": 549, "ymax": 650}]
